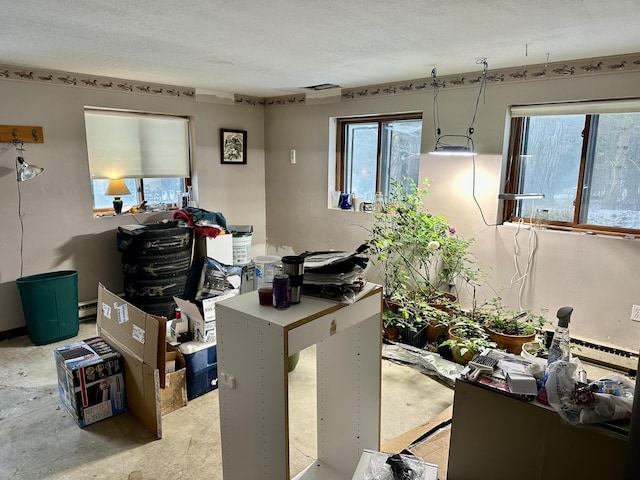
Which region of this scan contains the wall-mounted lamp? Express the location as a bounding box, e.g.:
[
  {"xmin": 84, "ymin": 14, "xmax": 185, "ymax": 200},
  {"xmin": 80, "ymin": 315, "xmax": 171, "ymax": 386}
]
[
  {"xmin": 2, "ymin": 127, "xmax": 45, "ymax": 182},
  {"xmin": 15, "ymin": 142, "xmax": 44, "ymax": 182},
  {"xmin": 498, "ymin": 193, "xmax": 545, "ymax": 200},
  {"xmin": 105, "ymin": 179, "xmax": 131, "ymax": 214}
]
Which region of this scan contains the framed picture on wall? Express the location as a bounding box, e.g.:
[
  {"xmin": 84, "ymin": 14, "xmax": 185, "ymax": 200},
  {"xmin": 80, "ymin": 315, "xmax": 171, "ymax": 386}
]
[{"xmin": 220, "ymin": 129, "xmax": 247, "ymax": 164}]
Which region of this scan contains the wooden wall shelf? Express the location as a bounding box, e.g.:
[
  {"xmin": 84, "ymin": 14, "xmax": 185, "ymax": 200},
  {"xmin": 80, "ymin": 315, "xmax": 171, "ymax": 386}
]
[{"xmin": 0, "ymin": 125, "xmax": 44, "ymax": 143}]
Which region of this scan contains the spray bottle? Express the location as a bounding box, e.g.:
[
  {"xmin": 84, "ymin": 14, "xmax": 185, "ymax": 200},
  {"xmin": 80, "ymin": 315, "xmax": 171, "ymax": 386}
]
[{"xmin": 547, "ymin": 306, "xmax": 573, "ymax": 366}]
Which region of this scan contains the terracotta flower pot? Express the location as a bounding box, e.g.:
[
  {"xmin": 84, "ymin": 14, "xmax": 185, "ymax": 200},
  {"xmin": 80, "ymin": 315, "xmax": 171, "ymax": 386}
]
[
  {"xmin": 425, "ymin": 322, "xmax": 448, "ymax": 342},
  {"xmin": 383, "ymin": 326, "xmax": 401, "ymax": 341},
  {"xmin": 485, "ymin": 326, "xmax": 535, "ymax": 355}
]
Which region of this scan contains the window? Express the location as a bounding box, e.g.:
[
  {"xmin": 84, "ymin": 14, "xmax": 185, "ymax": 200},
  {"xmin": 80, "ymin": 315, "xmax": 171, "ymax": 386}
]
[
  {"xmin": 503, "ymin": 100, "xmax": 640, "ymax": 233},
  {"xmin": 336, "ymin": 113, "xmax": 422, "ymax": 202},
  {"xmin": 84, "ymin": 108, "xmax": 191, "ymax": 213}
]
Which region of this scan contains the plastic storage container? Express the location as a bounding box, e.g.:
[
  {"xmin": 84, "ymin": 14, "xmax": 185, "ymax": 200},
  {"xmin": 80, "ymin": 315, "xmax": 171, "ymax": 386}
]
[
  {"xmin": 179, "ymin": 341, "xmax": 218, "ymax": 400},
  {"xmin": 16, "ymin": 270, "xmax": 79, "ymax": 345},
  {"xmin": 254, "ymin": 255, "xmax": 281, "ymax": 289},
  {"xmin": 232, "ymin": 233, "xmax": 252, "ymax": 265}
]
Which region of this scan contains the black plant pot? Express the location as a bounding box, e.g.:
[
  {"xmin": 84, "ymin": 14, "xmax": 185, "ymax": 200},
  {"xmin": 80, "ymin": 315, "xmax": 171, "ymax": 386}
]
[{"xmin": 400, "ymin": 326, "xmax": 427, "ymax": 349}]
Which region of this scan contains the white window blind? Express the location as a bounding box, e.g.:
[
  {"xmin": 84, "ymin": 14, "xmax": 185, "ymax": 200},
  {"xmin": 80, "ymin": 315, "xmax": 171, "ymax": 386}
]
[
  {"xmin": 511, "ymin": 99, "xmax": 640, "ymax": 117},
  {"xmin": 84, "ymin": 109, "xmax": 190, "ymax": 179}
]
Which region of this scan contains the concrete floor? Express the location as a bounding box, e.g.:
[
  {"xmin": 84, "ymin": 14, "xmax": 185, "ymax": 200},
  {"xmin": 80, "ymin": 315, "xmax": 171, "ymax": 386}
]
[{"xmin": 0, "ymin": 321, "xmax": 455, "ymax": 480}]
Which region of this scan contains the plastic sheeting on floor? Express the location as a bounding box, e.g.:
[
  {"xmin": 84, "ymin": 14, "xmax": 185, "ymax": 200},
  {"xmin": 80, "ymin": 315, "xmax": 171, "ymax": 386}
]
[{"xmin": 382, "ymin": 342, "xmax": 463, "ymax": 388}]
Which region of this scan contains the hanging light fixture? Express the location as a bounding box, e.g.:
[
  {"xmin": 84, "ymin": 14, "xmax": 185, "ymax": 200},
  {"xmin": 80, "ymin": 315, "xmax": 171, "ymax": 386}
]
[
  {"xmin": 4, "ymin": 128, "xmax": 45, "ymax": 182},
  {"xmin": 14, "ymin": 141, "xmax": 44, "ymax": 182},
  {"xmin": 430, "ymin": 59, "xmax": 489, "ymax": 156}
]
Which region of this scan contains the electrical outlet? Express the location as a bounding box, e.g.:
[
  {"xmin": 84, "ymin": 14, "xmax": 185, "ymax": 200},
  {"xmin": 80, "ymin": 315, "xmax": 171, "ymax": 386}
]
[{"xmin": 631, "ymin": 305, "xmax": 640, "ymax": 322}]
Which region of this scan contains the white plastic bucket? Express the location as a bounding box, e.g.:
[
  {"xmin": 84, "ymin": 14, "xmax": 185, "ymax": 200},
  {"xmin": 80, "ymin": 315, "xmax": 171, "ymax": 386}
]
[
  {"xmin": 232, "ymin": 234, "xmax": 252, "ymax": 265},
  {"xmin": 254, "ymin": 255, "xmax": 281, "ymax": 288}
]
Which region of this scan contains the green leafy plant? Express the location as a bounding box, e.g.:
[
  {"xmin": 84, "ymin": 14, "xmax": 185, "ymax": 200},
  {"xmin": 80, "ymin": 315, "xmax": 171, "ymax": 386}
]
[
  {"xmin": 448, "ymin": 316, "xmax": 488, "ymax": 340},
  {"xmin": 439, "ymin": 336, "xmax": 497, "ymax": 359},
  {"xmin": 474, "ymin": 297, "xmax": 548, "ymax": 336},
  {"xmin": 366, "ymin": 178, "xmax": 483, "ymax": 301},
  {"xmin": 382, "ymin": 307, "xmax": 414, "ymax": 330}
]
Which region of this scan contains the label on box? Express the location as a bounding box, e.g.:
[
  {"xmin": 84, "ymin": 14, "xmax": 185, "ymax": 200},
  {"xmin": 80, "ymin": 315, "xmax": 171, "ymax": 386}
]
[
  {"xmin": 132, "ymin": 324, "xmax": 145, "ymax": 344},
  {"xmin": 116, "ymin": 303, "xmax": 129, "ymax": 324}
]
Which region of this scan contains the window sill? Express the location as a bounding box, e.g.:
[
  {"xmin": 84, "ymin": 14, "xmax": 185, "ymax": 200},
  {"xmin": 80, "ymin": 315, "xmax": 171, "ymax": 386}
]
[
  {"xmin": 329, "ymin": 207, "xmax": 375, "ymax": 213},
  {"xmin": 502, "ymin": 221, "xmax": 639, "ymax": 240}
]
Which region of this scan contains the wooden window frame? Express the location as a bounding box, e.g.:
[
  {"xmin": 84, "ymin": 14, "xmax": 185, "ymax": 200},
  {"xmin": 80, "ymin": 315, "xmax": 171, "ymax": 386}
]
[
  {"xmin": 335, "ymin": 112, "xmax": 422, "ymax": 194},
  {"xmin": 503, "ymin": 112, "xmax": 640, "ymax": 236}
]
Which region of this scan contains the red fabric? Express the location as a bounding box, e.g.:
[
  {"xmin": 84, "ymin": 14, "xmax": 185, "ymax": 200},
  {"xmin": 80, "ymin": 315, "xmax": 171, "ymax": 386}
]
[
  {"xmin": 196, "ymin": 226, "xmax": 222, "ymax": 238},
  {"xmin": 173, "ymin": 209, "xmax": 222, "ymax": 238},
  {"xmin": 173, "ymin": 209, "xmax": 194, "ymax": 226}
]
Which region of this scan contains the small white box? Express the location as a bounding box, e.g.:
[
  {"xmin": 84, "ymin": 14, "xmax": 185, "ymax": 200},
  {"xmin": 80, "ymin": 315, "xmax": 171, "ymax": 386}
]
[
  {"xmin": 204, "ymin": 234, "xmax": 233, "ymax": 265},
  {"xmin": 174, "ymin": 291, "xmax": 238, "ymax": 344}
]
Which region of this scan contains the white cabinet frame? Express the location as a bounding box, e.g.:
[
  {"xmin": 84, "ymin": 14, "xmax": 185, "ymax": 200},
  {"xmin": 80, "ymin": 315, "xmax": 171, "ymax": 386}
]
[{"xmin": 217, "ymin": 287, "xmax": 382, "ymax": 479}]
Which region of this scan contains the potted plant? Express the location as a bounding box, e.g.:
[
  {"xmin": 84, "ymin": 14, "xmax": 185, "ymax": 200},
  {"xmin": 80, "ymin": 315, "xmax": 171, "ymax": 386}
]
[
  {"xmin": 439, "ymin": 317, "xmax": 496, "ymax": 365},
  {"xmin": 472, "ymin": 297, "xmax": 548, "ymax": 354},
  {"xmin": 367, "ymin": 178, "xmax": 481, "ymax": 300},
  {"xmin": 382, "ymin": 298, "xmax": 417, "ymax": 342},
  {"xmin": 366, "ymin": 178, "xmax": 483, "ymax": 341}
]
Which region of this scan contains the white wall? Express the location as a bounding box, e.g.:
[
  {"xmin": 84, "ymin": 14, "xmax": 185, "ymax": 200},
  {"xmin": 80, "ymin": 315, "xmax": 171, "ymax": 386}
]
[
  {"xmin": 3, "ymin": 66, "xmax": 640, "ymax": 351},
  {"xmin": 0, "ymin": 80, "xmax": 265, "ymax": 333},
  {"xmin": 264, "ymin": 71, "xmax": 640, "ymax": 351}
]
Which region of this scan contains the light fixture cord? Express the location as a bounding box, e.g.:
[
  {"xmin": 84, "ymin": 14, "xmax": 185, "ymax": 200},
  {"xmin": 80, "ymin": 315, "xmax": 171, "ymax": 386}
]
[
  {"xmin": 467, "ymin": 59, "xmax": 488, "ymax": 137},
  {"xmin": 13, "ymin": 140, "xmax": 27, "ymax": 277},
  {"xmin": 431, "ymin": 67, "xmax": 440, "ymax": 144},
  {"xmin": 17, "ymin": 169, "xmax": 26, "ymax": 278},
  {"xmin": 471, "ymin": 139, "xmax": 497, "ymax": 227}
]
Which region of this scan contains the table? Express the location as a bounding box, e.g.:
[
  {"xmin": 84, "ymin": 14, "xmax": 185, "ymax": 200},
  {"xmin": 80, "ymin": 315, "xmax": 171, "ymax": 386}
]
[
  {"xmin": 216, "ymin": 285, "xmax": 383, "ymax": 479},
  {"xmin": 447, "ymin": 378, "xmax": 629, "ymax": 480}
]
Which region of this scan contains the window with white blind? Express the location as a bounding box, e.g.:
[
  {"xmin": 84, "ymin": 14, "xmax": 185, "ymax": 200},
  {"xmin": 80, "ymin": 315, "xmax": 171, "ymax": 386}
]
[
  {"xmin": 84, "ymin": 108, "xmax": 191, "ymax": 213},
  {"xmin": 503, "ymin": 99, "xmax": 640, "ymax": 234}
]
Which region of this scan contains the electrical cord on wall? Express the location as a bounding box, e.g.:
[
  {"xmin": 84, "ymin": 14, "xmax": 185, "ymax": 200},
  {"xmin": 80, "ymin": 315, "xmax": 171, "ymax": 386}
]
[
  {"xmin": 470, "ymin": 142, "xmax": 499, "ymax": 227},
  {"xmin": 510, "ymin": 203, "xmax": 539, "ymax": 311}
]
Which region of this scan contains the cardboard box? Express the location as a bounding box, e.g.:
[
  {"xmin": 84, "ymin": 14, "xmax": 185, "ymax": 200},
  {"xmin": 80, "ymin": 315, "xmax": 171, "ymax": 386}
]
[
  {"xmin": 96, "ymin": 283, "xmax": 187, "ymax": 438},
  {"xmin": 54, "ymin": 336, "xmax": 127, "ymax": 427},
  {"xmin": 174, "ymin": 293, "xmax": 237, "ymax": 343},
  {"xmin": 160, "ymin": 344, "xmax": 187, "ymax": 415}
]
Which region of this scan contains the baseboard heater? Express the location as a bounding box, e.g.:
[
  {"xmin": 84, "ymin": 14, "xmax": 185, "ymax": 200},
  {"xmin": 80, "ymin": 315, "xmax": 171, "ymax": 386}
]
[
  {"xmin": 78, "ymin": 299, "xmax": 98, "ymax": 321},
  {"xmin": 543, "ymin": 329, "xmax": 639, "ymax": 374}
]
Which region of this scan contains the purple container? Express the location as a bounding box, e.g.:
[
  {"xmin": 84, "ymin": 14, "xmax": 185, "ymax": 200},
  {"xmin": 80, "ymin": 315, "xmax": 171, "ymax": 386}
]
[{"xmin": 272, "ymin": 274, "xmax": 291, "ymax": 309}]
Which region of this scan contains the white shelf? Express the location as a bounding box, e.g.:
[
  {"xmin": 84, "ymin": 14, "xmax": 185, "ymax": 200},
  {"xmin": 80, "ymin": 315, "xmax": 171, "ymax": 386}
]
[{"xmin": 216, "ymin": 285, "xmax": 383, "ymax": 479}]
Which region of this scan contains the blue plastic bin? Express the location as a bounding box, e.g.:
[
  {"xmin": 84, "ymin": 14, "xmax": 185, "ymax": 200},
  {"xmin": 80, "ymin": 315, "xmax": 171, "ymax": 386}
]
[{"xmin": 180, "ymin": 342, "xmax": 218, "ymax": 400}]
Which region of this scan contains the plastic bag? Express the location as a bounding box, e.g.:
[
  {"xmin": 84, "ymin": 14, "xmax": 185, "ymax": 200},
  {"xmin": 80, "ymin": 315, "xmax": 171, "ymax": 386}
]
[
  {"xmin": 545, "ymin": 358, "xmax": 634, "ymax": 425},
  {"xmin": 362, "ymin": 452, "xmax": 429, "ymax": 480}
]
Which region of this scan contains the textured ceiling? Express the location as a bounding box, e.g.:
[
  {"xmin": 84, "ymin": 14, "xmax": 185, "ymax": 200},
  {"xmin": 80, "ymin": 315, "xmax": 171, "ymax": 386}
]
[{"xmin": 1, "ymin": 0, "xmax": 640, "ymax": 97}]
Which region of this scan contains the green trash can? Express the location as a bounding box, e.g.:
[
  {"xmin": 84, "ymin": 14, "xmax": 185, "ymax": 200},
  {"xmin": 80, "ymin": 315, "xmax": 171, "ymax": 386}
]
[{"xmin": 16, "ymin": 270, "xmax": 79, "ymax": 345}]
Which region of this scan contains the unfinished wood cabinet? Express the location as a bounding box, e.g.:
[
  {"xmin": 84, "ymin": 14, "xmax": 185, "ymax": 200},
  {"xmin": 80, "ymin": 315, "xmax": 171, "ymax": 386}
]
[{"xmin": 216, "ymin": 286, "xmax": 382, "ymax": 480}]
